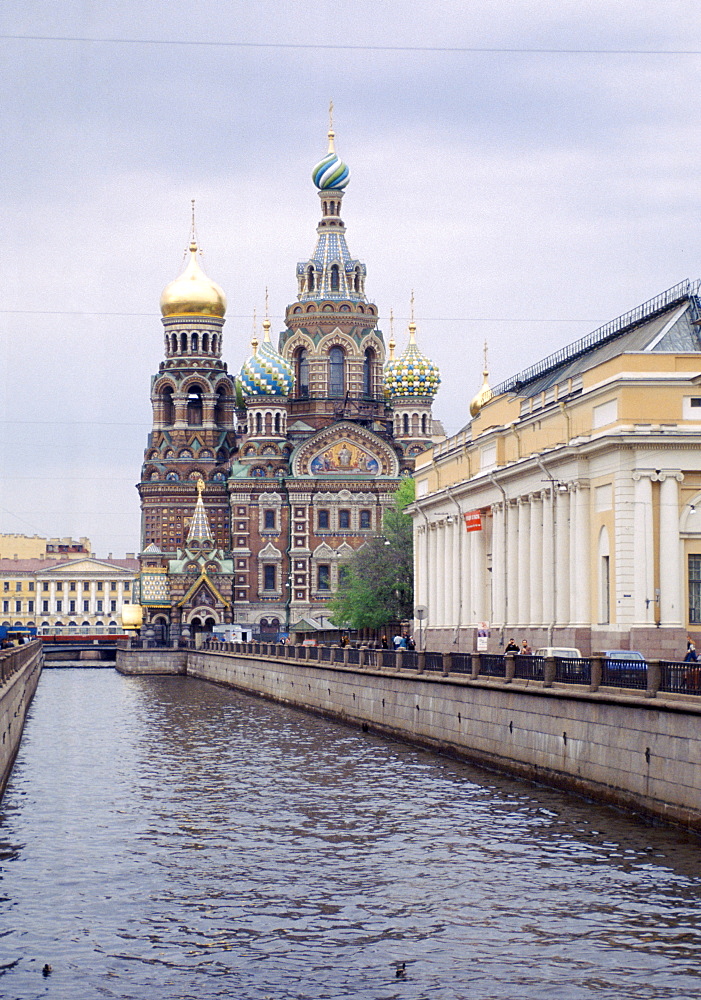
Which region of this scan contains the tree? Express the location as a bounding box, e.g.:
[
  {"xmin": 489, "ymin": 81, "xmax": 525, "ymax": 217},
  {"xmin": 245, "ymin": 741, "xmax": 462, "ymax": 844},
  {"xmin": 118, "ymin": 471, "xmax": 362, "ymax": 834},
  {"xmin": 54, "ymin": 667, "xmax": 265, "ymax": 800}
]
[{"xmin": 328, "ymin": 479, "xmax": 415, "ymax": 629}]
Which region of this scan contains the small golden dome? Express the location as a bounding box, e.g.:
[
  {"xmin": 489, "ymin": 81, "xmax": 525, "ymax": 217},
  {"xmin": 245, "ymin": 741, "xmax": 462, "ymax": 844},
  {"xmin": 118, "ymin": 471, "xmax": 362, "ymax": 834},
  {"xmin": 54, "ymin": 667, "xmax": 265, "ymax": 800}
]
[
  {"xmin": 469, "ymin": 342, "xmax": 491, "ymax": 418},
  {"xmin": 160, "ymin": 240, "xmax": 227, "ymax": 318}
]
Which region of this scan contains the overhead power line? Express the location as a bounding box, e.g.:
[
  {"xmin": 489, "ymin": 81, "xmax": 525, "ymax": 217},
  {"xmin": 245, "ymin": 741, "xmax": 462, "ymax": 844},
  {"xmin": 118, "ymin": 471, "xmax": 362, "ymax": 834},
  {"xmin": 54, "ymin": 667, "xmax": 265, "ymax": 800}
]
[
  {"xmin": 0, "ymin": 34, "xmax": 698, "ymax": 55},
  {"xmin": 0, "ymin": 309, "xmax": 595, "ymax": 323}
]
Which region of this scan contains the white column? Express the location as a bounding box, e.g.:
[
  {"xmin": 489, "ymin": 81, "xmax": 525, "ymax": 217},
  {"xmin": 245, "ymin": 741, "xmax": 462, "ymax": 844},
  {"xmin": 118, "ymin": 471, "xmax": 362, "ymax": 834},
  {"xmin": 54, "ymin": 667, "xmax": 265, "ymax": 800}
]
[
  {"xmin": 425, "ymin": 523, "xmax": 435, "ymax": 629},
  {"xmin": 460, "ymin": 512, "xmax": 470, "ymax": 629},
  {"xmin": 517, "ymin": 497, "xmax": 530, "ymax": 625},
  {"xmin": 471, "ymin": 521, "xmax": 486, "ymax": 623},
  {"xmin": 491, "ymin": 503, "xmax": 504, "ymax": 627},
  {"xmin": 530, "ymin": 493, "xmax": 543, "ymax": 626},
  {"xmin": 414, "ymin": 524, "xmax": 426, "ymax": 610},
  {"xmin": 659, "ymin": 472, "xmax": 683, "ymax": 626},
  {"xmin": 633, "ymin": 472, "xmax": 655, "ymax": 625},
  {"xmin": 573, "ymin": 483, "xmax": 591, "ymax": 625},
  {"xmin": 434, "ymin": 524, "xmax": 445, "ymax": 626},
  {"xmin": 541, "ymin": 490, "xmax": 554, "ymax": 627},
  {"xmin": 555, "ymin": 488, "xmax": 570, "ymax": 625},
  {"xmin": 507, "ymin": 500, "xmax": 519, "ymax": 631},
  {"xmin": 444, "ymin": 517, "xmax": 454, "ymax": 628}
]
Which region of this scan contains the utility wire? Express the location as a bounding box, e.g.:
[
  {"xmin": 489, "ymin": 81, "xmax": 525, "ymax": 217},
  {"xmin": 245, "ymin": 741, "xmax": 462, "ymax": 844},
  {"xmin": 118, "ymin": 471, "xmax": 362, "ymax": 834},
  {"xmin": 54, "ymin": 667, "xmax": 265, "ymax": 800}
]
[{"xmin": 0, "ymin": 35, "xmax": 698, "ymax": 55}]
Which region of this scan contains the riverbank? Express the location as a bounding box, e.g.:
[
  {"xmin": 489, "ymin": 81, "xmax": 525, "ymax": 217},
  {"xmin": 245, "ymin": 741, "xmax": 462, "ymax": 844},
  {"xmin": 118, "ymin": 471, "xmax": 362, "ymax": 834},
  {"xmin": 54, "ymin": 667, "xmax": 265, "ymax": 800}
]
[
  {"xmin": 117, "ymin": 645, "xmax": 701, "ymax": 835},
  {"xmin": 0, "ymin": 641, "xmax": 43, "ymax": 796}
]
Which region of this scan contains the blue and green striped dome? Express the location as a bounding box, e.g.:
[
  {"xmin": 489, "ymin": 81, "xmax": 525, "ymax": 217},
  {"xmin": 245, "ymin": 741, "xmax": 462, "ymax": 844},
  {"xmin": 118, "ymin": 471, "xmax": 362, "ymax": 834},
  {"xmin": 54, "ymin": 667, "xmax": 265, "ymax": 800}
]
[
  {"xmin": 312, "ymin": 151, "xmax": 350, "ymax": 190},
  {"xmin": 240, "ymin": 328, "xmax": 293, "ymax": 397}
]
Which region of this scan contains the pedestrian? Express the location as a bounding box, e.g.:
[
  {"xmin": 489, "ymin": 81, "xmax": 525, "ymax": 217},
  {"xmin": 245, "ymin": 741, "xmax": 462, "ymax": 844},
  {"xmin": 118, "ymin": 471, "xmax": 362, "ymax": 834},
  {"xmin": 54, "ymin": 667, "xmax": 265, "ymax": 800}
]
[
  {"xmin": 407, "ymin": 635, "xmax": 416, "ymax": 651},
  {"xmin": 684, "ymin": 642, "xmax": 698, "ymax": 662},
  {"xmin": 393, "ymin": 633, "xmax": 406, "ymax": 650},
  {"xmin": 521, "ymin": 640, "xmax": 532, "ymax": 655},
  {"xmin": 381, "ymin": 635, "xmax": 388, "ymax": 649},
  {"xmin": 505, "ymin": 638, "xmax": 519, "ymax": 654}
]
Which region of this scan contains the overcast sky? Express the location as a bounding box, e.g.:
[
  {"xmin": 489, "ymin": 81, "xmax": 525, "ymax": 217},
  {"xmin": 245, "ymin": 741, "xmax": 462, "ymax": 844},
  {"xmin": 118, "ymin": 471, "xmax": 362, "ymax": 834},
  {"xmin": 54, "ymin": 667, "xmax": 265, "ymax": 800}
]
[{"xmin": 1, "ymin": 1, "xmax": 700, "ymax": 557}]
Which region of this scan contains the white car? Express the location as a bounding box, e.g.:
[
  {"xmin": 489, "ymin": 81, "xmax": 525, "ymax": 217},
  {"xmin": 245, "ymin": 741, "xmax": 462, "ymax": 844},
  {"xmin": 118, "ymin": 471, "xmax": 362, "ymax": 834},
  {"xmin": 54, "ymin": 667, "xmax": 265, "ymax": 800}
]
[{"xmin": 534, "ymin": 647, "xmax": 582, "ymax": 659}]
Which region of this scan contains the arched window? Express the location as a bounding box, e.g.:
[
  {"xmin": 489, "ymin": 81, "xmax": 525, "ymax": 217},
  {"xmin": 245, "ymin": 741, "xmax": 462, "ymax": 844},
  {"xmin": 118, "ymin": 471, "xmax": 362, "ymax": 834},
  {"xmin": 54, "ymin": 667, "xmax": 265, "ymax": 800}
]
[
  {"xmin": 330, "ymin": 264, "xmax": 340, "ymax": 292},
  {"xmin": 329, "ymin": 347, "xmax": 345, "ymax": 397},
  {"xmin": 191, "ymin": 332, "xmax": 198, "ymax": 352},
  {"xmin": 403, "ymin": 413, "xmax": 409, "ymax": 435},
  {"xmin": 180, "ymin": 332, "xmax": 187, "ymax": 353},
  {"xmin": 256, "ymin": 412, "xmax": 263, "ymax": 434},
  {"xmin": 162, "ymin": 386, "xmax": 175, "ymax": 425},
  {"xmin": 211, "ymin": 335, "xmax": 218, "ymax": 354},
  {"xmin": 421, "ymin": 414, "xmax": 428, "ymax": 434},
  {"xmin": 202, "ymin": 333, "xmax": 209, "ymax": 352},
  {"xmin": 354, "ymin": 267, "xmax": 361, "ymax": 293},
  {"xmin": 274, "ymin": 412, "xmax": 281, "ymax": 433},
  {"xmin": 214, "ymin": 387, "xmax": 226, "ymax": 427},
  {"xmin": 187, "ymin": 384, "xmax": 203, "ymax": 425},
  {"xmin": 171, "ymin": 333, "xmax": 178, "ymax": 354},
  {"xmin": 363, "ymin": 348, "xmax": 375, "ymax": 397},
  {"xmin": 307, "ymin": 266, "xmax": 315, "ymax": 292},
  {"xmin": 296, "ymin": 348, "xmax": 309, "ymax": 398}
]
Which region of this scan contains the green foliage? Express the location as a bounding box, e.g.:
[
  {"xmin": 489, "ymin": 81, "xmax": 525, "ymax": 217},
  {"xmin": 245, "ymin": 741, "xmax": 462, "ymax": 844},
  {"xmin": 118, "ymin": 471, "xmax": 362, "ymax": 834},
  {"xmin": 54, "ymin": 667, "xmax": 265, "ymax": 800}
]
[{"xmin": 328, "ymin": 479, "xmax": 415, "ymax": 629}]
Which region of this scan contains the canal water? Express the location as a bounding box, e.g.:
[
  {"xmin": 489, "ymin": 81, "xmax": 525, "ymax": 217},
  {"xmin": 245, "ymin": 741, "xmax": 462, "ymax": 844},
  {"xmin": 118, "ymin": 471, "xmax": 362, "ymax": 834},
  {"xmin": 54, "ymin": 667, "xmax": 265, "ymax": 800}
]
[{"xmin": 1, "ymin": 671, "xmax": 700, "ymax": 1000}]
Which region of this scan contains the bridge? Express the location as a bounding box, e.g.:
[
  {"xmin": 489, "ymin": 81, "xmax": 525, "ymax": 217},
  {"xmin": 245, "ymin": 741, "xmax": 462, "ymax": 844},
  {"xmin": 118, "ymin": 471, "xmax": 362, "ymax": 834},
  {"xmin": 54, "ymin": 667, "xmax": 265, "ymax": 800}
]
[{"xmin": 39, "ymin": 628, "xmax": 129, "ymax": 665}]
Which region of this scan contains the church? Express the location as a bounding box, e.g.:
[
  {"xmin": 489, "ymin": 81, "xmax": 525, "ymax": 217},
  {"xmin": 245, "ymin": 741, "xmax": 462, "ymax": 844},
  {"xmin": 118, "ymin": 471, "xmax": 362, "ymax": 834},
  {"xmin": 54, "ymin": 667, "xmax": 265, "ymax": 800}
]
[{"xmin": 137, "ymin": 124, "xmax": 442, "ymax": 640}]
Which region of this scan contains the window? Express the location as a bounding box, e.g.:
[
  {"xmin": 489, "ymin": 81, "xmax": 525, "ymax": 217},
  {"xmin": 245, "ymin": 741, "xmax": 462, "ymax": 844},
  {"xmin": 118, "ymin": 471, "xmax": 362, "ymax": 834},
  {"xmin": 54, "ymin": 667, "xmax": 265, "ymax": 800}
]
[
  {"xmin": 690, "ymin": 555, "xmax": 701, "ymax": 623},
  {"xmin": 27, "ymin": 601, "xmax": 34, "ymax": 613},
  {"xmin": 97, "ymin": 582, "xmax": 103, "ymax": 591},
  {"xmin": 360, "ymin": 510, "xmax": 371, "ymax": 529},
  {"xmin": 2, "ymin": 601, "xmax": 8, "ymax": 613},
  {"xmin": 187, "ymin": 384, "xmax": 203, "ymax": 425},
  {"xmin": 263, "ymin": 565, "xmax": 276, "ymax": 591},
  {"xmin": 28, "ymin": 583, "xmax": 34, "ymax": 591},
  {"xmin": 43, "ymin": 582, "xmax": 49, "ymax": 592},
  {"xmin": 363, "ymin": 348, "xmax": 375, "ymax": 396},
  {"xmin": 97, "ymin": 600, "xmax": 103, "ymax": 613},
  {"xmin": 264, "ymin": 510, "xmax": 276, "ymax": 530},
  {"xmin": 69, "ymin": 600, "xmax": 76, "ymax": 614},
  {"xmin": 318, "ymin": 510, "xmax": 330, "ymax": 530},
  {"xmin": 15, "ymin": 600, "xmax": 21, "ymax": 613},
  {"xmin": 83, "ymin": 582, "xmax": 90, "ymax": 591},
  {"xmin": 2, "ymin": 582, "xmax": 8, "ymax": 592},
  {"xmin": 56, "ymin": 583, "xmax": 63, "ymax": 592},
  {"xmin": 56, "ymin": 600, "xmax": 62, "ymax": 612},
  {"xmin": 15, "ymin": 582, "xmax": 21, "ymax": 592},
  {"xmin": 339, "ymin": 509, "xmax": 350, "ymax": 529},
  {"xmin": 110, "ymin": 600, "xmax": 117, "ymax": 612},
  {"xmin": 162, "ymin": 386, "xmax": 175, "ymax": 425},
  {"xmin": 110, "ymin": 582, "xmax": 117, "ymax": 592},
  {"xmin": 317, "ymin": 565, "xmax": 330, "ymax": 591},
  {"xmin": 296, "ymin": 348, "xmax": 309, "ymax": 398},
  {"xmin": 83, "ymin": 601, "xmax": 89, "ymax": 613},
  {"xmin": 330, "ymin": 263, "xmax": 340, "ymax": 291},
  {"xmin": 42, "ymin": 600, "xmax": 49, "ymax": 613},
  {"xmin": 124, "ymin": 583, "xmax": 130, "ymax": 591},
  {"xmin": 69, "ymin": 582, "xmax": 76, "ymax": 591},
  {"xmin": 329, "ymin": 347, "xmax": 345, "ymax": 397}
]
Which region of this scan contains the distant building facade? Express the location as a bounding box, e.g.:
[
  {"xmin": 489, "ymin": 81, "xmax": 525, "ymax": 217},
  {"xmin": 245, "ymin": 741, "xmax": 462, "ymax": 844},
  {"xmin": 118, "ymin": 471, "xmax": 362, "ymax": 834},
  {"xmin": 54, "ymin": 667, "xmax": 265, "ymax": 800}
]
[
  {"xmin": 0, "ymin": 534, "xmax": 91, "ymax": 561},
  {"xmin": 137, "ymin": 127, "xmax": 443, "ymax": 640},
  {"xmin": 412, "ymin": 280, "xmax": 701, "ymax": 659},
  {"xmin": 0, "ymin": 555, "xmax": 138, "ymax": 630}
]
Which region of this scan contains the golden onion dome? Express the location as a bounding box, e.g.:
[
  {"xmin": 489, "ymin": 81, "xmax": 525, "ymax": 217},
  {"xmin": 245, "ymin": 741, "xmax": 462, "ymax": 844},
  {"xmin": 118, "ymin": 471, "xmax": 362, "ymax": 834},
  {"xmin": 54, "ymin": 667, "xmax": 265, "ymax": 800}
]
[
  {"xmin": 160, "ymin": 240, "xmax": 227, "ymax": 318},
  {"xmin": 469, "ymin": 342, "xmax": 492, "ymax": 418}
]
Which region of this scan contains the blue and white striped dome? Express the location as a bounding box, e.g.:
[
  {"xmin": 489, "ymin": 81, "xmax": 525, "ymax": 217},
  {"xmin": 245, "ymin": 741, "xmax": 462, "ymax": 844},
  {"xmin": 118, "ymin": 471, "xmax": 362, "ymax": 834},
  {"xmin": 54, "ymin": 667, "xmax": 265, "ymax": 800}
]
[{"xmin": 240, "ymin": 321, "xmax": 293, "ymax": 397}]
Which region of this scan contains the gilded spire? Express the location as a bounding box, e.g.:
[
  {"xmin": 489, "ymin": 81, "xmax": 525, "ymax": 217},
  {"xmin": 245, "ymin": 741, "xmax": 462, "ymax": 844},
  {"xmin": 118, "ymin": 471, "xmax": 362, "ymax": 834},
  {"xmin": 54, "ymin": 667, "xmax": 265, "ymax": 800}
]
[
  {"xmin": 408, "ymin": 291, "xmax": 417, "ymax": 345},
  {"xmin": 262, "ymin": 288, "xmax": 272, "ymax": 343},
  {"xmin": 470, "ymin": 340, "xmax": 492, "ymax": 418},
  {"xmin": 251, "ymin": 308, "xmax": 259, "ymax": 355},
  {"xmin": 327, "ymin": 100, "xmax": 336, "ymax": 154},
  {"xmin": 388, "ymin": 309, "xmax": 396, "ymax": 361},
  {"xmin": 187, "ymin": 476, "xmax": 214, "ymax": 546}
]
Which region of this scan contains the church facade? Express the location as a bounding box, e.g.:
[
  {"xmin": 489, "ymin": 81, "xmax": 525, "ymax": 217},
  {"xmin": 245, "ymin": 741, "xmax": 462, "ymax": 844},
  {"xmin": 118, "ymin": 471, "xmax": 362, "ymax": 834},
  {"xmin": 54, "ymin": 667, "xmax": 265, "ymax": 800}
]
[{"xmin": 136, "ymin": 127, "xmax": 442, "ymax": 639}]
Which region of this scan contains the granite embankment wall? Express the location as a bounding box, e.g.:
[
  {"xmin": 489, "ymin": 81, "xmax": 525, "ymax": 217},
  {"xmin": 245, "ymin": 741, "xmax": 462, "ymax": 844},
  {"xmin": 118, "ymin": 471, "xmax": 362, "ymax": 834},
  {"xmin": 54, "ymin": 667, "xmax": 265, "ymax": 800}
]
[
  {"xmin": 116, "ymin": 646, "xmax": 701, "ymax": 834},
  {"xmin": 0, "ymin": 641, "xmax": 43, "ymax": 797}
]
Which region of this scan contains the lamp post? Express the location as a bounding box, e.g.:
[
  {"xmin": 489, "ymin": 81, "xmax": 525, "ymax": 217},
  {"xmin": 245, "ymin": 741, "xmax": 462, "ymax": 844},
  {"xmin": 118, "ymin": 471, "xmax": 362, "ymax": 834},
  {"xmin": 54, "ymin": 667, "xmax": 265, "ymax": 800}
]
[{"xmin": 415, "ymin": 605, "xmax": 427, "ymax": 651}]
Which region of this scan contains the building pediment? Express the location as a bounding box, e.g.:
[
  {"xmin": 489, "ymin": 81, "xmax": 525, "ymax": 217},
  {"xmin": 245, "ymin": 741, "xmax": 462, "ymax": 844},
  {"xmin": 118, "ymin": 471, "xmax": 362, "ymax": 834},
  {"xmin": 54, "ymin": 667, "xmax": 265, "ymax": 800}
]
[
  {"xmin": 37, "ymin": 558, "xmax": 133, "ymax": 576},
  {"xmin": 291, "ymin": 422, "xmax": 399, "ymax": 479}
]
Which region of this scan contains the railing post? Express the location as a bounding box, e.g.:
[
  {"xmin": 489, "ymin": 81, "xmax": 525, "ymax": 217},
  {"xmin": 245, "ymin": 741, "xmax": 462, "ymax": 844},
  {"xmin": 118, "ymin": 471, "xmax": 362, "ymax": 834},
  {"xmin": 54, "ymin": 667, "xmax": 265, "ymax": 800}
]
[
  {"xmin": 442, "ymin": 652, "xmax": 452, "ymax": 676},
  {"xmin": 395, "ymin": 649, "xmax": 403, "ymax": 671},
  {"xmin": 358, "ymin": 648, "xmax": 365, "ymax": 669},
  {"xmin": 505, "ymin": 652, "xmax": 515, "ymax": 683},
  {"xmin": 646, "ymin": 658, "xmax": 661, "ymax": 698},
  {"xmin": 590, "ymin": 654, "xmax": 603, "ymax": 692},
  {"xmin": 417, "ymin": 650, "xmax": 425, "ymax": 674},
  {"xmin": 543, "ymin": 655, "xmax": 556, "ymax": 688},
  {"xmin": 471, "ymin": 653, "xmax": 481, "ymax": 678}
]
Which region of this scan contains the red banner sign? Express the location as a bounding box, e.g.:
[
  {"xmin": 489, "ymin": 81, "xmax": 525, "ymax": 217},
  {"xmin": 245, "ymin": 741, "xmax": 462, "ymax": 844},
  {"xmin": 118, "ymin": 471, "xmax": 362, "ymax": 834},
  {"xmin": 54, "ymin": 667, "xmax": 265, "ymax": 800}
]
[{"xmin": 464, "ymin": 510, "xmax": 482, "ymax": 532}]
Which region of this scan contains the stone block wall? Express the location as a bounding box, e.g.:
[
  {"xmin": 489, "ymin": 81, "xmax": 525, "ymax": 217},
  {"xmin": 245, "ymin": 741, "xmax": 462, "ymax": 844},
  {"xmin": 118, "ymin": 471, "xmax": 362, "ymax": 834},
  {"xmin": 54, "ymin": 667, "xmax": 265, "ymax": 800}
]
[{"xmin": 0, "ymin": 642, "xmax": 43, "ymax": 798}]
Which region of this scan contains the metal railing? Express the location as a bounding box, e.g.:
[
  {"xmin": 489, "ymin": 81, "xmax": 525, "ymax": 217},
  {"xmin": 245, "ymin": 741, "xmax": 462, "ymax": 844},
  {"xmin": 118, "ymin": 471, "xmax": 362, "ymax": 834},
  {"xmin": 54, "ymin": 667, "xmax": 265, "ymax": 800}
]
[
  {"xmin": 514, "ymin": 654, "xmax": 544, "ymax": 681},
  {"xmin": 660, "ymin": 661, "xmax": 701, "ymax": 696},
  {"xmin": 601, "ymin": 659, "xmax": 647, "ymax": 691},
  {"xmin": 480, "ymin": 654, "xmax": 506, "ymax": 678},
  {"xmin": 554, "ymin": 657, "xmax": 591, "ymax": 686}
]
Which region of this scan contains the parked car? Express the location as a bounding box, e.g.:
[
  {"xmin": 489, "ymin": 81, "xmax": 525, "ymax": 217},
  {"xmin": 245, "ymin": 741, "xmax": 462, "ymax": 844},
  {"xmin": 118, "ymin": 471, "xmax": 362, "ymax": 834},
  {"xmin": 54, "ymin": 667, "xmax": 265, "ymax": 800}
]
[
  {"xmin": 534, "ymin": 647, "xmax": 582, "ymax": 659},
  {"xmin": 602, "ymin": 650, "xmax": 647, "ymax": 688}
]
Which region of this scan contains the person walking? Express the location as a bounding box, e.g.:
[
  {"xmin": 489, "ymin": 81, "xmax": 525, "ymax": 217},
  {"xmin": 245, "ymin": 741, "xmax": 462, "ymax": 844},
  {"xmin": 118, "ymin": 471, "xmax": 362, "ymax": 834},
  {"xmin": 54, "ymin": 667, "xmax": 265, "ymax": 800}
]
[{"xmin": 684, "ymin": 642, "xmax": 698, "ymax": 662}]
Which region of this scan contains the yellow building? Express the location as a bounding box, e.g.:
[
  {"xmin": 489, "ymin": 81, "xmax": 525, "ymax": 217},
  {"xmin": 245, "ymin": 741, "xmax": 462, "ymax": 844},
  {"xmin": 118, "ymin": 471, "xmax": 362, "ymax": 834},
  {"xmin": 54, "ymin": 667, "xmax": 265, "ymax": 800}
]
[
  {"xmin": 412, "ymin": 279, "xmax": 701, "ymax": 658},
  {"xmin": 0, "ymin": 555, "xmax": 138, "ymax": 631},
  {"xmin": 0, "ymin": 535, "xmax": 91, "ymax": 560}
]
